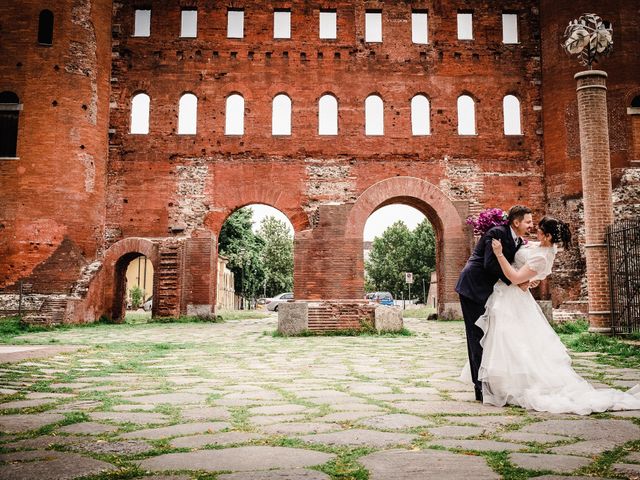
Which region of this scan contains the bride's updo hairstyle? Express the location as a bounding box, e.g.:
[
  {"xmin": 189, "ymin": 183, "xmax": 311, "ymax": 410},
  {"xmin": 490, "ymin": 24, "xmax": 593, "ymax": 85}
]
[{"xmin": 539, "ymin": 216, "xmax": 572, "ymax": 249}]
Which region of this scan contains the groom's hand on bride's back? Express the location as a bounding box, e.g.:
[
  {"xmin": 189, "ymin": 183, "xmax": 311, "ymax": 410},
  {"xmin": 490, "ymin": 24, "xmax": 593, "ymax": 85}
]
[{"xmin": 517, "ymin": 281, "xmax": 531, "ymax": 291}]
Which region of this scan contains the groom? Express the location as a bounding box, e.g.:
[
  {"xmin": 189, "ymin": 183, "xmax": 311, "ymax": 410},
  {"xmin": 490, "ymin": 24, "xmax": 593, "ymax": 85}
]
[{"xmin": 456, "ymin": 205, "xmax": 533, "ymax": 401}]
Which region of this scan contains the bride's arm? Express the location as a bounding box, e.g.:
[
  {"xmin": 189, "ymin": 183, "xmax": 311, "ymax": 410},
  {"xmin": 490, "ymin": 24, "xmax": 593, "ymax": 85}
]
[{"xmin": 491, "ymin": 239, "xmax": 538, "ymax": 284}]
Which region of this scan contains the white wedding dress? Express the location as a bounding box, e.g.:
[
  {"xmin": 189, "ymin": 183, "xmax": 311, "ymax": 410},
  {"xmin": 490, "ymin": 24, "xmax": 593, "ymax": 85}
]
[{"xmin": 463, "ymin": 242, "xmax": 640, "ymax": 415}]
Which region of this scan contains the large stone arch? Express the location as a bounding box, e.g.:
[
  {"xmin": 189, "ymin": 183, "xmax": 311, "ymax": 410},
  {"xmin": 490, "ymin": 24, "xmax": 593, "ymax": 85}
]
[
  {"xmin": 345, "ymin": 177, "xmax": 469, "ymax": 315},
  {"xmin": 103, "ymin": 238, "xmax": 159, "ymax": 321}
]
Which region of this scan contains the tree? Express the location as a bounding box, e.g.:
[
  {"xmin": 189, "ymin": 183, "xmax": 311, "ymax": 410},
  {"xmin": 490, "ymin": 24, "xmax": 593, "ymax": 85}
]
[
  {"xmin": 258, "ymin": 216, "xmax": 294, "ymax": 297},
  {"xmin": 364, "ymin": 219, "xmax": 436, "ymax": 300}
]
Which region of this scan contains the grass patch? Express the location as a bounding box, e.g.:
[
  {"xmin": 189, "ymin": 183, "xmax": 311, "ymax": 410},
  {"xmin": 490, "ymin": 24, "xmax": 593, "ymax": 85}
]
[
  {"xmin": 402, "ymin": 307, "xmax": 436, "ymax": 319},
  {"xmin": 216, "ymin": 310, "xmax": 271, "ymax": 321},
  {"xmin": 272, "ymin": 328, "xmax": 413, "ymax": 338},
  {"xmin": 551, "ymin": 317, "xmax": 589, "ymax": 335},
  {"xmin": 148, "ymin": 315, "xmax": 224, "ymax": 324},
  {"xmin": 0, "ymin": 316, "xmax": 51, "ymax": 342}
]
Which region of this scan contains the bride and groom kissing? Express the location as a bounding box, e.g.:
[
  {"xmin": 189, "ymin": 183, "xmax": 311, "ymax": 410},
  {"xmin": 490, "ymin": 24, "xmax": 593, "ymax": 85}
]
[{"xmin": 456, "ymin": 205, "xmax": 640, "ymax": 415}]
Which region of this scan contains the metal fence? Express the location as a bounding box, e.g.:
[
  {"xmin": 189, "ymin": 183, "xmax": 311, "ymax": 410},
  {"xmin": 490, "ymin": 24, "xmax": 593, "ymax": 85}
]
[{"xmin": 607, "ymin": 219, "xmax": 640, "ymax": 334}]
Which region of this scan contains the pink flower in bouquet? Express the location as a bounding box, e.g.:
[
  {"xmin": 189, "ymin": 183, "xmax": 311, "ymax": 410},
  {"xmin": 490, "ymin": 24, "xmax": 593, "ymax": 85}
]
[{"xmin": 466, "ymin": 208, "xmax": 508, "ymax": 237}]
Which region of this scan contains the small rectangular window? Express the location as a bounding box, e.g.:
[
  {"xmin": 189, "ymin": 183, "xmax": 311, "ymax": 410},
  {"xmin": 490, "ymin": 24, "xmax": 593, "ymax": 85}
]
[
  {"xmin": 319, "ymin": 10, "xmax": 337, "ymax": 39},
  {"xmin": 274, "ymin": 9, "xmax": 291, "ymax": 39},
  {"xmin": 134, "ymin": 9, "xmax": 151, "ymax": 37},
  {"xmin": 365, "ymin": 10, "xmax": 382, "ymax": 43},
  {"xmin": 457, "ymin": 12, "xmax": 473, "ymax": 40},
  {"xmin": 502, "ymin": 13, "xmax": 518, "ymax": 44},
  {"xmin": 412, "ymin": 11, "xmax": 428, "ymax": 44},
  {"xmin": 180, "ymin": 9, "xmax": 197, "ymax": 38},
  {"xmin": 227, "ymin": 9, "xmax": 244, "ymax": 38}
]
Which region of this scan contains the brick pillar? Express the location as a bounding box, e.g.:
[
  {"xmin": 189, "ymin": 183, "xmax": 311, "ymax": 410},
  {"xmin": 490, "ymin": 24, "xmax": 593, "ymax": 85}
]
[{"xmin": 574, "ymin": 70, "xmax": 613, "ymax": 333}]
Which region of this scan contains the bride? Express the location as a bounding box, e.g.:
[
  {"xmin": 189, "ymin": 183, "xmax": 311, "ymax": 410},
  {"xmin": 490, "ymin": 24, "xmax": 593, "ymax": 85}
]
[{"xmin": 473, "ymin": 216, "xmax": 640, "ymax": 415}]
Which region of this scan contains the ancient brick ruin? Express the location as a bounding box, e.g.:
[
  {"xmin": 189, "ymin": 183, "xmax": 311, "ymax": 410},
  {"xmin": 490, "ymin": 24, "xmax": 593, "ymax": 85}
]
[{"xmin": 1, "ymin": 1, "xmax": 638, "ymax": 326}]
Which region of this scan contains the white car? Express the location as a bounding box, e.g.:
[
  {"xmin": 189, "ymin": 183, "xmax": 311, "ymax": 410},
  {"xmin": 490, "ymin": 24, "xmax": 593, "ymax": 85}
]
[{"xmin": 266, "ymin": 292, "xmax": 293, "ymax": 312}]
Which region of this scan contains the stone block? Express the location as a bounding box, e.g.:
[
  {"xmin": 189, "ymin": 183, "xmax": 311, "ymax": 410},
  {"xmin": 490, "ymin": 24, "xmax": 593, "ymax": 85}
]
[
  {"xmin": 278, "ymin": 302, "xmax": 308, "ymax": 335},
  {"xmin": 374, "ymin": 306, "xmax": 403, "ymax": 332},
  {"xmin": 537, "ymin": 300, "xmax": 553, "ymax": 323},
  {"xmin": 186, "ymin": 304, "xmax": 213, "ymax": 319}
]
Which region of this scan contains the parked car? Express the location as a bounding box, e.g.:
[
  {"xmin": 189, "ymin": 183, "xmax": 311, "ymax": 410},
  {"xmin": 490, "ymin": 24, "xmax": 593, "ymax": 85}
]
[
  {"xmin": 266, "ymin": 292, "xmax": 293, "ymax": 312},
  {"xmin": 142, "ymin": 296, "xmax": 153, "ymax": 312},
  {"xmin": 256, "ymin": 297, "xmax": 272, "ymax": 310},
  {"xmin": 370, "ymin": 291, "xmax": 394, "ymax": 306},
  {"xmin": 364, "ymin": 292, "xmax": 376, "ymax": 301}
]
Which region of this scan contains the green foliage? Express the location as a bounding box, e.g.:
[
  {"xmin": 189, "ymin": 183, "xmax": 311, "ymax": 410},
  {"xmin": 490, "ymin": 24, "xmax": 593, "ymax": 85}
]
[
  {"xmin": 0, "ymin": 316, "xmax": 49, "ymax": 342},
  {"xmin": 272, "ymin": 327, "xmax": 413, "ymax": 337},
  {"xmin": 128, "ymin": 285, "xmax": 143, "ymax": 309},
  {"xmin": 365, "ymin": 219, "xmax": 436, "ymax": 300},
  {"xmin": 402, "ymin": 306, "xmax": 437, "ymax": 318},
  {"xmin": 551, "ymin": 318, "xmax": 589, "ymax": 334},
  {"xmin": 258, "ymin": 216, "xmax": 294, "ymax": 297},
  {"xmin": 216, "ymin": 310, "xmax": 270, "ymax": 321}
]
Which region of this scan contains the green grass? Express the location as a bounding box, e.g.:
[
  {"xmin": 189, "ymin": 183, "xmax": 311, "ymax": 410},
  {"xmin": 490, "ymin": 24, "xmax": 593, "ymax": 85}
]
[
  {"xmin": 272, "ymin": 327, "xmax": 413, "ymax": 337},
  {"xmin": 216, "ymin": 309, "xmax": 271, "ymax": 321},
  {"xmin": 402, "ymin": 306, "xmax": 437, "ymax": 319}
]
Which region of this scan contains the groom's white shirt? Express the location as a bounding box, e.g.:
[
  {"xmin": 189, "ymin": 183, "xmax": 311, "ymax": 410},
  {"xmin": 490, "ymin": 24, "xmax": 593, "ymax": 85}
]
[{"xmin": 510, "ymin": 226, "xmax": 519, "ymax": 245}]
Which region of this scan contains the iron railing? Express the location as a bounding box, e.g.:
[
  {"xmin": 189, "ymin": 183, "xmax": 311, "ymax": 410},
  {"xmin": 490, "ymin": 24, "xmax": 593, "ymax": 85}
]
[{"xmin": 607, "ymin": 219, "xmax": 640, "ymax": 334}]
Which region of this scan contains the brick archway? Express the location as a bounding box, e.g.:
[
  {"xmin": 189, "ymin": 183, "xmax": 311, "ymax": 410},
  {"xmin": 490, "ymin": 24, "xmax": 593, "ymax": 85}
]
[
  {"xmin": 103, "ymin": 238, "xmax": 159, "ymax": 321},
  {"xmin": 345, "ymin": 177, "xmax": 468, "ymax": 315}
]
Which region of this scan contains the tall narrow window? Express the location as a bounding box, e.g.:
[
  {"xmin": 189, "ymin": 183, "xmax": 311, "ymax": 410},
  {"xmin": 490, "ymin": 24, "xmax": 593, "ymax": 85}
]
[
  {"xmin": 503, "ymin": 95, "xmax": 522, "ymax": 135},
  {"xmin": 319, "ymin": 10, "xmax": 337, "ymax": 39},
  {"xmin": 411, "ymin": 95, "xmax": 430, "ymax": 135},
  {"xmin": 130, "ymin": 93, "xmax": 150, "ymax": 134},
  {"xmin": 319, "ymin": 94, "xmax": 338, "ymax": 135},
  {"xmin": 178, "ymin": 93, "xmax": 197, "ymax": 134},
  {"xmin": 227, "ymin": 9, "xmax": 244, "ymax": 38},
  {"xmin": 365, "ymin": 95, "xmax": 384, "ymax": 136},
  {"xmin": 457, "ymin": 95, "xmax": 476, "ymax": 135},
  {"xmin": 365, "ymin": 10, "xmax": 382, "ymax": 42},
  {"xmin": 502, "ymin": 13, "xmax": 518, "ymax": 44},
  {"xmin": 133, "ymin": 9, "xmax": 151, "ymax": 37},
  {"xmin": 628, "ymin": 96, "xmax": 640, "ymax": 160},
  {"xmin": 225, "ymin": 94, "xmax": 244, "ymax": 135},
  {"xmin": 274, "ymin": 9, "xmax": 291, "ymax": 39},
  {"xmin": 38, "ymin": 10, "xmax": 54, "ymax": 45},
  {"xmin": 180, "ymin": 9, "xmax": 197, "ymax": 38},
  {"xmin": 412, "ymin": 11, "xmax": 428, "ymax": 44},
  {"xmin": 0, "ymin": 92, "xmax": 20, "ymax": 158},
  {"xmin": 457, "ymin": 12, "xmax": 473, "ymax": 40},
  {"xmin": 272, "ymin": 94, "xmax": 292, "ymax": 135}
]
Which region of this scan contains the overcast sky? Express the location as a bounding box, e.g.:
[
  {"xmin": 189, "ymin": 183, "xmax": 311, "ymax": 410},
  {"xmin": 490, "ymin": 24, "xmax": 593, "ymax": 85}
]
[{"xmin": 247, "ymin": 204, "xmax": 426, "ymax": 241}]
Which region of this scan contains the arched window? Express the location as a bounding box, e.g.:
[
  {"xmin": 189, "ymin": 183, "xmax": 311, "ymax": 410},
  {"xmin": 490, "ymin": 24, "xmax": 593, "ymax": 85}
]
[
  {"xmin": 38, "ymin": 10, "xmax": 54, "ymax": 45},
  {"xmin": 411, "ymin": 95, "xmax": 430, "ymax": 135},
  {"xmin": 225, "ymin": 94, "xmax": 244, "ymax": 135},
  {"xmin": 0, "ymin": 92, "xmax": 20, "ymax": 157},
  {"xmin": 457, "ymin": 95, "xmax": 476, "ymax": 135},
  {"xmin": 178, "ymin": 93, "xmax": 197, "ymax": 134},
  {"xmin": 130, "ymin": 93, "xmax": 150, "ymax": 134},
  {"xmin": 318, "ymin": 94, "xmax": 338, "ymax": 135},
  {"xmin": 503, "ymin": 95, "xmax": 522, "ymax": 135},
  {"xmin": 365, "ymin": 95, "xmax": 384, "ymax": 136},
  {"xmin": 272, "ymin": 94, "xmax": 291, "ymax": 135}
]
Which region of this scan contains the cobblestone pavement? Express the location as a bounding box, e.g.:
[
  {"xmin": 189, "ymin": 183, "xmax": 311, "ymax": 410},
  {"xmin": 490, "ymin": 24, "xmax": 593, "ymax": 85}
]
[{"xmin": 0, "ymin": 316, "xmax": 639, "ymax": 479}]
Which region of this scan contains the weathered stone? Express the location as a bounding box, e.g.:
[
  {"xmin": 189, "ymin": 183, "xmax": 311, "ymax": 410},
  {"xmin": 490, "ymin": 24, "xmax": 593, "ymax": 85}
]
[
  {"xmin": 181, "ymin": 406, "xmax": 231, "ymax": 420},
  {"xmin": 138, "ymin": 446, "xmax": 335, "ymax": 472},
  {"xmin": 0, "ymin": 450, "xmax": 115, "ymax": 480},
  {"xmin": 394, "ymin": 401, "xmax": 505, "ymax": 415},
  {"xmin": 0, "ymin": 413, "xmax": 65, "ymax": 433},
  {"xmin": 260, "ymin": 422, "xmax": 341, "ymax": 435},
  {"xmin": 250, "ymin": 414, "xmax": 307, "ymax": 425},
  {"xmin": 429, "ymin": 439, "xmax": 524, "ymax": 452},
  {"xmin": 500, "ymin": 432, "xmax": 571, "ymax": 444},
  {"xmin": 249, "ymin": 404, "xmax": 308, "ymax": 415},
  {"xmin": 509, "ymin": 453, "xmax": 592, "ymax": 473},
  {"xmin": 428, "ymin": 426, "xmax": 486, "ymax": 438},
  {"xmin": 359, "ymin": 448, "xmax": 500, "ymax": 479},
  {"xmin": 120, "ymin": 392, "xmax": 207, "ymax": 404},
  {"xmin": 58, "ymin": 421, "xmax": 119, "ymax": 435},
  {"xmin": 277, "ymin": 303, "xmax": 308, "ymax": 336},
  {"xmin": 550, "ymin": 439, "xmax": 620, "ymax": 456},
  {"xmin": 297, "ymin": 428, "xmax": 416, "ymax": 447},
  {"xmin": 315, "ymin": 411, "xmax": 379, "ymax": 423},
  {"xmin": 358, "ymin": 414, "xmax": 432, "ymax": 430},
  {"xmin": 170, "ymin": 432, "xmax": 262, "ymax": 448},
  {"xmin": 71, "ymin": 439, "xmax": 154, "ymax": 455},
  {"xmin": 121, "ymin": 422, "xmax": 230, "ymax": 440},
  {"xmin": 374, "ymin": 306, "xmax": 403, "ymax": 332},
  {"xmin": 612, "ymin": 463, "xmax": 640, "ymax": 477},
  {"xmin": 521, "ymin": 419, "xmax": 640, "ymax": 442},
  {"xmin": 218, "ymin": 470, "xmax": 331, "ymax": 480},
  {"xmin": 0, "ymin": 398, "xmax": 56, "ymax": 409},
  {"xmin": 90, "ymin": 411, "xmax": 170, "ymax": 424}
]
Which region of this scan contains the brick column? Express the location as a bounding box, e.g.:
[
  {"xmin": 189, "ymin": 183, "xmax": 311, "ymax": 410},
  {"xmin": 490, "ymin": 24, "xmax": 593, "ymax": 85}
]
[{"xmin": 574, "ymin": 70, "xmax": 613, "ymax": 333}]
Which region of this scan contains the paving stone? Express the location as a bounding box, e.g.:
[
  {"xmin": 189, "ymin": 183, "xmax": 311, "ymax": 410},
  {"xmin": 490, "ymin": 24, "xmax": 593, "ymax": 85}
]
[
  {"xmin": 49, "ymin": 383, "xmax": 92, "ymax": 389},
  {"xmin": 331, "ymin": 402, "xmax": 385, "ymax": 412},
  {"xmin": 58, "ymin": 421, "xmax": 119, "ymax": 435},
  {"xmin": 132, "ymin": 476, "xmax": 191, "ymax": 480},
  {"xmin": 71, "ymin": 439, "xmax": 154, "ymax": 455},
  {"xmin": 224, "ymin": 390, "xmax": 284, "ymax": 400},
  {"xmin": 261, "ymin": 422, "xmax": 342, "ymax": 435},
  {"xmin": 0, "ymin": 398, "xmax": 56, "ymax": 409},
  {"xmin": 121, "ymin": 392, "xmax": 207, "ymax": 404},
  {"xmin": 138, "ymin": 446, "xmax": 335, "ymax": 472},
  {"xmin": 625, "ymin": 451, "xmax": 640, "ymax": 463},
  {"xmin": 181, "ymin": 406, "xmax": 231, "ymax": 420},
  {"xmin": 298, "ymin": 428, "xmax": 416, "ymax": 447},
  {"xmin": 0, "ymin": 413, "xmax": 65, "ymax": 433},
  {"xmin": 248, "ymin": 404, "xmax": 309, "ymax": 415},
  {"xmin": 394, "ymin": 401, "xmax": 505, "ymax": 415},
  {"xmin": 500, "ymin": 432, "xmax": 572, "ymax": 443},
  {"xmin": 217, "ymin": 470, "xmax": 331, "ymax": 480},
  {"xmin": 250, "ymin": 414, "xmax": 307, "ymax": 426},
  {"xmin": 521, "ymin": 419, "xmax": 640, "ymax": 442},
  {"xmin": 51, "ymin": 400, "xmax": 102, "ymax": 412},
  {"xmin": 121, "ymin": 421, "xmax": 230, "ymax": 439},
  {"xmin": 26, "ymin": 392, "xmax": 74, "ymax": 399},
  {"xmin": 428, "ymin": 426, "xmax": 486, "ymax": 438},
  {"xmin": 509, "ymin": 453, "xmax": 592, "ymax": 473},
  {"xmin": 613, "ymin": 462, "xmax": 640, "ymax": 477},
  {"xmin": 0, "ymin": 450, "xmax": 115, "ymax": 480},
  {"xmin": 373, "ymin": 393, "xmax": 442, "ymax": 402},
  {"xmin": 358, "ymin": 413, "xmax": 432, "ymax": 430},
  {"xmin": 111, "ymin": 404, "xmax": 156, "ymax": 411},
  {"xmin": 359, "ymin": 448, "xmax": 499, "ymax": 479},
  {"xmin": 91, "ymin": 411, "xmax": 170, "ymax": 424},
  {"xmin": 315, "ymin": 412, "xmax": 378, "ymax": 423},
  {"xmin": 531, "ymin": 477, "xmax": 615, "ymax": 480},
  {"xmin": 3, "ymin": 435, "xmax": 85, "ymax": 450},
  {"xmin": 346, "ymin": 384, "xmax": 393, "ymax": 394},
  {"xmin": 441, "ymin": 415, "xmax": 523, "ymax": 427},
  {"xmin": 430, "ymin": 439, "xmax": 524, "ymax": 452},
  {"xmin": 550, "ymin": 439, "xmax": 620, "ymax": 456},
  {"xmin": 170, "ymin": 432, "xmax": 262, "ymax": 448}
]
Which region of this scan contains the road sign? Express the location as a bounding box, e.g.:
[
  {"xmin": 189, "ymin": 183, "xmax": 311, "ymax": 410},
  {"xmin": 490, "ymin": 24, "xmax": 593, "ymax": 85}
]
[{"xmin": 405, "ymin": 272, "xmax": 414, "ymax": 284}]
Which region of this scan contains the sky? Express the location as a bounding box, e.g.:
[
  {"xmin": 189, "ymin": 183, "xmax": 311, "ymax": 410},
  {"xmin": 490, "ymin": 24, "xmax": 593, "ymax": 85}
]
[{"xmin": 246, "ymin": 204, "xmax": 426, "ymax": 241}]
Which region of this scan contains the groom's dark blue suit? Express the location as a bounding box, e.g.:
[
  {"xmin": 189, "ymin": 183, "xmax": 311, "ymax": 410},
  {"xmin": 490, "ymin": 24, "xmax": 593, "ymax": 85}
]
[{"xmin": 456, "ymin": 224, "xmax": 522, "ymax": 400}]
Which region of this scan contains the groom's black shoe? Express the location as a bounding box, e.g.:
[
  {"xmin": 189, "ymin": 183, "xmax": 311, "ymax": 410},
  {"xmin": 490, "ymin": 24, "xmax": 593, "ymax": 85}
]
[{"xmin": 475, "ymin": 389, "xmax": 483, "ymax": 402}]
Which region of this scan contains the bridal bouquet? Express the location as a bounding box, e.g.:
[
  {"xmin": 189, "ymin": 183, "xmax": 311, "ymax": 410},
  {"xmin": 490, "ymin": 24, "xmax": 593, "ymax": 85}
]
[{"xmin": 466, "ymin": 208, "xmax": 508, "ymax": 236}]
